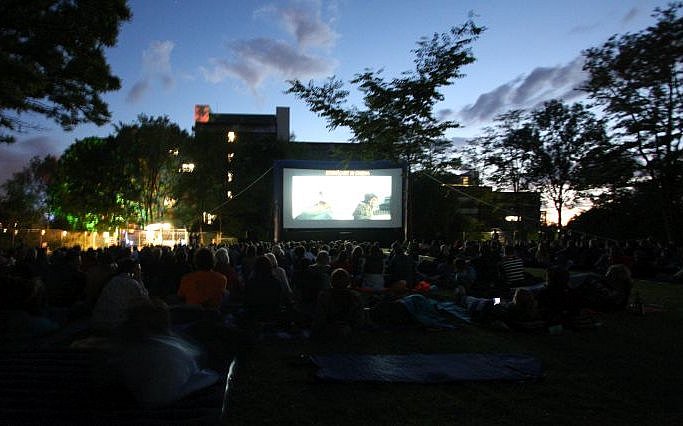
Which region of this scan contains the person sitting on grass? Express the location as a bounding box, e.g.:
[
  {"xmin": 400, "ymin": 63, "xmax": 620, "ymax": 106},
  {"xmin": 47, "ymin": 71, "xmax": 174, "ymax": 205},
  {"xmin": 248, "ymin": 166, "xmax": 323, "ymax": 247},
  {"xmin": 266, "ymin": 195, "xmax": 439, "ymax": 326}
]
[
  {"xmin": 243, "ymin": 255, "xmax": 287, "ymax": 322},
  {"xmin": 451, "ymin": 257, "xmax": 476, "ymax": 291},
  {"xmin": 0, "ymin": 272, "xmax": 59, "ymax": 340},
  {"xmin": 312, "ymin": 268, "xmax": 364, "ymax": 340},
  {"xmin": 535, "ymin": 266, "xmax": 582, "ymax": 323},
  {"xmin": 92, "ymin": 258, "xmax": 149, "ymax": 332},
  {"xmin": 498, "ymin": 245, "xmax": 526, "ymax": 288},
  {"xmin": 265, "ymin": 252, "xmax": 295, "ymax": 307},
  {"xmin": 299, "ymin": 250, "xmax": 332, "ymax": 315},
  {"xmin": 177, "ymin": 248, "xmax": 227, "ymax": 309},
  {"xmin": 116, "ymin": 299, "xmax": 220, "ymax": 408},
  {"xmin": 215, "ymin": 247, "xmax": 241, "ymax": 303},
  {"xmin": 362, "ymin": 244, "xmax": 385, "ymax": 291},
  {"xmin": 388, "ymin": 243, "xmax": 416, "ymax": 288}
]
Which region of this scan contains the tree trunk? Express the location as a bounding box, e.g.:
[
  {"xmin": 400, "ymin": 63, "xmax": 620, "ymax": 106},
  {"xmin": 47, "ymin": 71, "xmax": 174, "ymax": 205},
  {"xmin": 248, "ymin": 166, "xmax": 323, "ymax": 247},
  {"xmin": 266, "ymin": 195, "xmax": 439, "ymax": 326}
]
[{"xmin": 555, "ymin": 200, "xmax": 563, "ymax": 229}]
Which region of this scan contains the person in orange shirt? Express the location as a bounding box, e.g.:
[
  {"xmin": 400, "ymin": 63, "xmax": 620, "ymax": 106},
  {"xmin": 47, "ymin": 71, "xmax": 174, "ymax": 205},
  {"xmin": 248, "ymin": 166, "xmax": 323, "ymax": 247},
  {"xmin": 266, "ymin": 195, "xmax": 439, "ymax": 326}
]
[{"xmin": 178, "ymin": 248, "xmax": 227, "ymax": 309}]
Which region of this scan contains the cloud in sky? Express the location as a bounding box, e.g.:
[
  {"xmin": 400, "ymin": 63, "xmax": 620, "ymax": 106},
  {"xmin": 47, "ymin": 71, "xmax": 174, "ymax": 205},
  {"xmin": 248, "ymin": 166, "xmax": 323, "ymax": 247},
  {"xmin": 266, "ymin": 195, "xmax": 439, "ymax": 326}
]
[
  {"xmin": 262, "ymin": 0, "xmax": 339, "ymax": 49},
  {"xmin": 0, "ymin": 136, "xmax": 62, "ymax": 184},
  {"xmin": 456, "ymin": 56, "xmax": 587, "ymax": 125},
  {"xmin": 126, "ymin": 80, "xmax": 150, "ymax": 103},
  {"xmin": 202, "ymin": 38, "xmax": 337, "ymax": 89},
  {"xmin": 126, "ymin": 40, "xmax": 175, "ymax": 103},
  {"xmin": 204, "ymin": 0, "xmax": 337, "ymax": 91}
]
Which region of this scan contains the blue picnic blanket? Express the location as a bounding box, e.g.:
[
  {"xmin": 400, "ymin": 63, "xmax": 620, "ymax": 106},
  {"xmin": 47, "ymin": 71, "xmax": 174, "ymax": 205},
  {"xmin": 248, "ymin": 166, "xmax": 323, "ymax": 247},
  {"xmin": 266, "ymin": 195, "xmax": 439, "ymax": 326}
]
[
  {"xmin": 398, "ymin": 295, "xmax": 458, "ymax": 329},
  {"xmin": 310, "ymin": 353, "xmax": 542, "ymax": 382}
]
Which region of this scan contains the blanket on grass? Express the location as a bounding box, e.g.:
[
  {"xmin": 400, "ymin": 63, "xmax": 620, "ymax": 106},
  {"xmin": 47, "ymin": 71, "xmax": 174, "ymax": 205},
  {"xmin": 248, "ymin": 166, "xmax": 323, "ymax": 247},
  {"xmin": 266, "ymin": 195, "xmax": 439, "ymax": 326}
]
[
  {"xmin": 397, "ymin": 295, "xmax": 474, "ymax": 328},
  {"xmin": 310, "ymin": 353, "xmax": 542, "ymax": 383}
]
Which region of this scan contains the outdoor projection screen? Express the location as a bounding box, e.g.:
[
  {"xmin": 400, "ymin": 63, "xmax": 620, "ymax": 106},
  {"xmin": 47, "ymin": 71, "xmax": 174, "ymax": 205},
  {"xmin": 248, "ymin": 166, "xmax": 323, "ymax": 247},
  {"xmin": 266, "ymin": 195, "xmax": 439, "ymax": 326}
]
[{"xmin": 281, "ymin": 167, "xmax": 403, "ymax": 229}]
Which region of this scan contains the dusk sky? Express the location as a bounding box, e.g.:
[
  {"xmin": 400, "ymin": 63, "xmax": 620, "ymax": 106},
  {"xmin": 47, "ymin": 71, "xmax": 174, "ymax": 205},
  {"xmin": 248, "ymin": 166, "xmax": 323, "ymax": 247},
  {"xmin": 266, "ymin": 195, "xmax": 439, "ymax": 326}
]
[{"xmin": 1, "ymin": 0, "xmax": 670, "ymax": 186}]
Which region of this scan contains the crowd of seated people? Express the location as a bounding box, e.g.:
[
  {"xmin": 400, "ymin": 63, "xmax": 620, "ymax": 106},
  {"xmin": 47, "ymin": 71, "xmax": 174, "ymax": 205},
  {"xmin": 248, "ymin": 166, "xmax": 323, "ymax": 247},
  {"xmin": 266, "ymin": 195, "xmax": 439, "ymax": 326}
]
[{"xmin": 0, "ymin": 233, "xmax": 681, "ymax": 406}]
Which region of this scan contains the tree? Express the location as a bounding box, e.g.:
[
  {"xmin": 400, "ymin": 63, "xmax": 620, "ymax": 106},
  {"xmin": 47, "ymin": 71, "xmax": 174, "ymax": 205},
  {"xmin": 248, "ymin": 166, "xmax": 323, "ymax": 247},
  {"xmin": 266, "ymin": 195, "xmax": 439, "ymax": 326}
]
[
  {"xmin": 114, "ymin": 115, "xmax": 191, "ymax": 225},
  {"xmin": 0, "ymin": 0, "xmax": 131, "ymax": 143},
  {"xmin": 465, "ymin": 110, "xmax": 536, "ymax": 192},
  {"xmin": 581, "ymin": 2, "xmax": 683, "ymax": 239},
  {"xmin": 286, "ymin": 20, "xmax": 483, "ymax": 171},
  {"xmin": 0, "ymin": 155, "xmax": 58, "ymax": 228},
  {"xmin": 527, "ymin": 100, "xmax": 615, "ymax": 227},
  {"xmin": 50, "ymin": 116, "xmax": 192, "ymax": 231},
  {"xmin": 467, "ymin": 100, "xmax": 624, "ymax": 227},
  {"xmin": 49, "ymin": 136, "xmax": 134, "ymax": 230},
  {"xmin": 569, "ymin": 171, "xmax": 683, "ymax": 241}
]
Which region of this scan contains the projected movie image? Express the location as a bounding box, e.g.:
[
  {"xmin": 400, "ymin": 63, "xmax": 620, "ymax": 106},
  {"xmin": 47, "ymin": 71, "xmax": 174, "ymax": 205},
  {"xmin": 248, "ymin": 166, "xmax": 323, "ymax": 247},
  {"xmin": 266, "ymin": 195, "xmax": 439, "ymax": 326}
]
[{"xmin": 282, "ymin": 168, "xmax": 403, "ymax": 229}]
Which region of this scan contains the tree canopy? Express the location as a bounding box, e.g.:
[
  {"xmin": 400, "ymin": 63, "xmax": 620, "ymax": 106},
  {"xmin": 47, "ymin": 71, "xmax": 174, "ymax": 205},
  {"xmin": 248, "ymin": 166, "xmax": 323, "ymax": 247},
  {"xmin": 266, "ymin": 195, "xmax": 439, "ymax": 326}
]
[
  {"xmin": 49, "ymin": 136, "xmax": 132, "ymax": 230},
  {"xmin": 48, "ymin": 116, "xmax": 192, "ymax": 231},
  {"xmin": 114, "ymin": 115, "xmax": 191, "ymax": 225},
  {"xmin": 0, "ymin": 0, "xmax": 131, "ymax": 143},
  {"xmin": 466, "ymin": 110, "xmax": 536, "ymax": 193},
  {"xmin": 581, "ymin": 2, "xmax": 683, "ymax": 238},
  {"xmin": 0, "ymin": 155, "xmax": 58, "ymax": 228},
  {"xmin": 287, "ymin": 20, "xmax": 483, "ymax": 171},
  {"xmin": 528, "ymin": 100, "xmax": 617, "ymax": 227},
  {"xmin": 466, "ymin": 100, "xmax": 626, "ymax": 227}
]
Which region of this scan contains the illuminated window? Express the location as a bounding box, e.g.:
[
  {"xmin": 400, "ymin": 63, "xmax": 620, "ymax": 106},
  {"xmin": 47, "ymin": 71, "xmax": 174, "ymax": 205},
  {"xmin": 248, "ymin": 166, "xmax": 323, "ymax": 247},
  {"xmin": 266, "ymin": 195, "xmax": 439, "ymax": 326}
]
[
  {"xmin": 227, "ymin": 191, "xmax": 233, "ymax": 199},
  {"xmin": 180, "ymin": 163, "xmax": 195, "ymax": 173},
  {"xmin": 169, "ymin": 148, "xmax": 179, "ymax": 156},
  {"xmin": 227, "ymin": 172, "xmax": 233, "ymax": 182},
  {"xmin": 227, "ymin": 153, "xmax": 234, "ymax": 162},
  {"xmin": 227, "ymin": 131, "xmax": 236, "ymax": 143},
  {"xmin": 202, "ymin": 212, "xmax": 216, "ymax": 225},
  {"xmin": 505, "ymin": 216, "xmax": 522, "ymax": 222},
  {"xmin": 462, "ymin": 176, "xmax": 470, "ymax": 186}
]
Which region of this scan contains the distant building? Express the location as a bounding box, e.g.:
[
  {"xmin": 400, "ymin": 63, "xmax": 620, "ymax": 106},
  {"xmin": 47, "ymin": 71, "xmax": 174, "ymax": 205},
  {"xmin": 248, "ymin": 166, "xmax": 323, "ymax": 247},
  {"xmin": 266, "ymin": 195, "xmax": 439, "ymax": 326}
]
[
  {"xmin": 443, "ymin": 170, "xmax": 541, "ymax": 238},
  {"xmin": 194, "ymin": 104, "xmax": 290, "ymax": 142},
  {"xmin": 192, "ymin": 105, "xmax": 291, "ymax": 205}
]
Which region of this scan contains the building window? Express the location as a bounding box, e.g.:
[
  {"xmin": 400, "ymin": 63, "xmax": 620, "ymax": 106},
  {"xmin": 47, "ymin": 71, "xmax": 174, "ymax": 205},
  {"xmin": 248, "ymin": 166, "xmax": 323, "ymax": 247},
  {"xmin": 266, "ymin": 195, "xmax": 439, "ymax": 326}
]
[
  {"xmin": 462, "ymin": 176, "xmax": 470, "ymax": 186},
  {"xmin": 227, "ymin": 172, "xmax": 233, "ymax": 183},
  {"xmin": 202, "ymin": 211, "xmax": 216, "ymax": 224},
  {"xmin": 227, "ymin": 131, "xmax": 236, "ymax": 143},
  {"xmin": 180, "ymin": 163, "xmax": 195, "ymax": 173},
  {"xmin": 227, "ymin": 191, "xmax": 233, "ymax": 199},
  {"xmin": 227, "ymin": 153, "xmax": 234, "ymax": 162}
]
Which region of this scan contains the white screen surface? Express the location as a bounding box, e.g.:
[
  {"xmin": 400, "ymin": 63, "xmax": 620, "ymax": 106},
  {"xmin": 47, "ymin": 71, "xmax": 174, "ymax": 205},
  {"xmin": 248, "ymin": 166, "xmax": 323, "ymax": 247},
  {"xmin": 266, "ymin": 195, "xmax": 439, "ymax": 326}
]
[{"xmin": 282, "ymin": 168, "xmax": 403, "ymax": 229}]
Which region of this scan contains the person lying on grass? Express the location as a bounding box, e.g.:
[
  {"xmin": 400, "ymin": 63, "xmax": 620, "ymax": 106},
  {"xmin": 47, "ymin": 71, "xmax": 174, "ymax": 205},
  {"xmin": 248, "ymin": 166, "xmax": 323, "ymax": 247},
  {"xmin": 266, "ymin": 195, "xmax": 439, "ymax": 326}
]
[
  {"xmin": 570, "ymin": 264, "xmax": 634, "ymax": 312},
  {"xmin": 453, "ymin": 286, "xmax": 541, "ymax": 328}
]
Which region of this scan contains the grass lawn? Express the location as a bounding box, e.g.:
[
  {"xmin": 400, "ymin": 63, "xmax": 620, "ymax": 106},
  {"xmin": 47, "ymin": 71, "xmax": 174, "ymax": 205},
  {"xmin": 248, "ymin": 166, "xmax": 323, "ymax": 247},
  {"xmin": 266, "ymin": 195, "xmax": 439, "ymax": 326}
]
[{"xmin": 223, "ymin": 278, "xmax": 683, "ymax": 425}]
